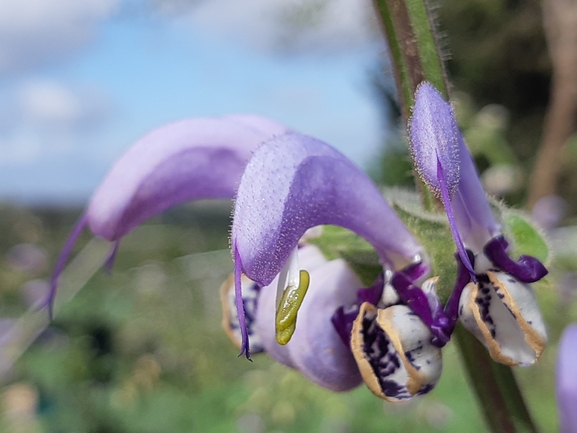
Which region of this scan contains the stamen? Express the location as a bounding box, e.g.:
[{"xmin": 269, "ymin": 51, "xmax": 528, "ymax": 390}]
[
  {"xmin": 234, "ymin": 245, "xmax": 251, "ymax": 360},
  {"xmin": 276, "ymin": 247, "xmax": 301, "ymax": 307},
  {"xmin": 437, "ymin": 157, "xmax": 476, "ymax": 281},
  {"xmin": 275, "ymin": 269, "xmax": 310, "ymax": 345}
]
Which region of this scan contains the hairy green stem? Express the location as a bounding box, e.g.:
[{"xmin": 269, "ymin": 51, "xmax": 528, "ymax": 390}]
[
  {"xmin": 454, "ymin": 326, "xmax": 539, "ymax": 433},
  {"xmin": 372, "ymin": 0, "xmax": 541, "ymax": 431}
]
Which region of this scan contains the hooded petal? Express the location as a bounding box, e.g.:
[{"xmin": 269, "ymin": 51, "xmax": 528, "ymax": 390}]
[
  {"xmin": 410, "ymin": 82, "xmax": 500, "ymax": 254},
  {"xmin": 49, "ymin": 115, "xmax": 288, "ymax": 313},
  {"xmin": 409, "ymin": 83, "xmax": 474, "ymax": 275},
  {"xmin": 89, "ymin": 115, "xmax": 289, "ymax": 240},
  {"xmin": 557, "ymin": 324, "xmax": 577, "ymax": 433},
  {"xmin": 232, "ymin": 132, "xmax": 424, "ymax": 288},
  {"xmin": 458, "ymin": 271, "xmax": 547, "ymax": 366},
  {"xmin": 409, "ymin": 82, "xmax": 460, "ymax": 197},
  {"xmin": 351, "ymin": 302, "xmax": 442, "ymax": 401}
]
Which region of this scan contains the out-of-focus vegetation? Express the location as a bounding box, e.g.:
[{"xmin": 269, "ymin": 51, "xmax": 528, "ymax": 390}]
[
  {"xmin": 0, "ymin": 202, "xmax": 573, "ymax": 433},
  {"xmin": 1, "ymin": 0, "xmax": 576, "ymax": 431}
]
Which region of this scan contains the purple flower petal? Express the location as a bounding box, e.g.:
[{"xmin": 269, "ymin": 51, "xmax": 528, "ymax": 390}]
[
  {"xmin": 88, "ymin": 115, "xmax": 289, "ymax": 240},
  {"xmin": 254, "ymin": 245, "xmax": 329, "ymax": 369},
  {"xmin": 409, "ymin": 83, "xmax": 500, "ymax": 255},
  {"xmin": 232, "ymin": 132, "xmax": 424, "ymax": 288},
  {"xmin": 409, "ymin": 83, "xmax": 474, "ymax": 277},
  {"xmin": 484, "ymin": 236, "xmax": 548, "ymax": 283},
  {"xmin": 452, "ymin": 133, "xmax": 501, "ymax": 253},
  {"xmin": 254, "ymin": 256, "xmax": 363, "ymax": 391},
  {"xmin": 409, "ymin": 82, "xmax": 460, "ymax": 196},
  {"xmin": 49, "ymin": 115, "xmax": 288, "ymax": 315},
  {"xmin": 557, "ymin": 324, "xmax": 577, "ymax": 433}
]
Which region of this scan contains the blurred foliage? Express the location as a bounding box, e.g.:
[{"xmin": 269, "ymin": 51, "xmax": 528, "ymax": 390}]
[
  {"xmin": 0, "ymin": 202, "xmax": 570, "ymax": 432},
  {"xmin": 1, "ymin": 0, "xmax": 576, "ymax": 431},
  {"xmin": 370, "ymin": 0, "xmax": 577, "ymax": 217}
]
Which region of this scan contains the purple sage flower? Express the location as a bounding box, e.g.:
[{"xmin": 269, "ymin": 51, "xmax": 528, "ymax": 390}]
[
  {"xmin": 409, "ymin": 82, "xmax": 548, "ymax": 366},
  {"xmin": 557, "ymin": 324, "xmax": 577, "ymax": 433},
  {"xmin": 49, "ymin": 115, "xmax": 289, "ymax": 315},
  {"xmin": 230, "ymin": 133, "xmax": 444, "ymax": 399}
]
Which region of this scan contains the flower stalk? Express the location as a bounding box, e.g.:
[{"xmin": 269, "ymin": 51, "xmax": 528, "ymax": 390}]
[{"xmin": 373, "ymin": 0, "xmax": 542, "ymax": 431}]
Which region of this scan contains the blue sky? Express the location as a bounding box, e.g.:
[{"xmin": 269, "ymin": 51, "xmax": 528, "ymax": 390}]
[{"xmin": 0, "ymin": 0, "xmax": 390, "ymax": 204}]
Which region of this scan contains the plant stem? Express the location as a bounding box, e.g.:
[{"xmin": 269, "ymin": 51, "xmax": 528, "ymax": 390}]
[
  {"xmin": 454, "ymin": 326, "xmax": 539, "ymax": 433},
  {"xmin": 372, "ymin": 1, "xmax": 541, "ymax": 431}
]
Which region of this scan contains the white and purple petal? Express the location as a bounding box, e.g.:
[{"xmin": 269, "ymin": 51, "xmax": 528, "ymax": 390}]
[
  {"xmin": 351, "ymin": 301, "xmax": 442, "ymax": 401},
  {"xmin": 458, "ymin": 271, "xmax": 547, "ymax": 366}
]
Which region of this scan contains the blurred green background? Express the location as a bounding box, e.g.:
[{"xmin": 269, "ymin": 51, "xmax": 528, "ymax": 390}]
[
  {"xmin": 0, "ymin": 200, "xmax": 573, "ymax": 433},
  {"xmin": 2, "ymin": 0, "xmax": 577, "ymax": 431}
]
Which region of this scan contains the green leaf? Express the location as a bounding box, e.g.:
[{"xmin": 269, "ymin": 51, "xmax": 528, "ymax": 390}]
[
  {"xmin": 308, "ymin": 225, "xmax": 382, "ymax": 286},
  {"xmin": 501, "ymin": 211, "xmax": 549, "ymax": 264}
]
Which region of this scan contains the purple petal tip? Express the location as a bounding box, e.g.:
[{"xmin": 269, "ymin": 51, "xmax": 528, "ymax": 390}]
[
  {"xmin": 557, "ymin": 324, "xmax": 577, "ymax": 433},
  {"xmin": 409, "ymin": 83, "xmax": 460, "ymax": 196}
]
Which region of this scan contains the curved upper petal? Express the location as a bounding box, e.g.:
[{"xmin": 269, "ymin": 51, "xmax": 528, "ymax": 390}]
[
  {"xmin": 557, "ymin": 324, "xmax": 577, "ymax": 433},
  {"xmin": 88, "ymin": 115, "xmax": 289, "ymax": 240},
  {"xmin": 409, "ymin": 82, "xmax": 460, "ymax": 196},
  {"xmin": 410, "ymin": 83, "xmax": 500, "ymax": 253},
  {"xmin": 231, "ymin": 132, "xmax": 424, "ymax": 287}
]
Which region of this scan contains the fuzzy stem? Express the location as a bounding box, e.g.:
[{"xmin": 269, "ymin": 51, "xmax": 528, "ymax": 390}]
[
  {"xmin": 372, "ymin": 1, "xmax": 541, "ymax": 431},
  {"xmin": 454, "ymin": 326, "xmax": 539, "ymax": 433},
  {"xmin": 373, "ymin": 0, "xmax": 447, "ymax": 211}
]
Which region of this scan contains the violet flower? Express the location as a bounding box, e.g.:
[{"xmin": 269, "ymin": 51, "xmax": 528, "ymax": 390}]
[
  {"xmin": 230, "ymin": 133, "xmax": 444, "ymax": 400},
  {"xmin": 49, "ymin": 115, "xmax": 289, "ymax": 315},
  {"xmin": 409, "ymin": 82, "xmax": 548, "ymax": 366},
  {"xmin": 557, "ymin": 324, "xmax": 577, "ymax": 433}
]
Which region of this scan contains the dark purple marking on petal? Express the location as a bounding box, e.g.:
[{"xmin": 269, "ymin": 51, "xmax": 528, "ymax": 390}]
[
  {"xmin": 46, "ymin": 214, "xmax": 88, "ymax": 318},
  {"xmin": 438, "ymin": 158, "xmax": 476, "ymax": 281},
  {"xmin": 357, "ymin": 273, "xmax": 385, "ymax": 305},
  {"xmin": 331, "ymin": 273, "xmax": 385, "ymax": 349},
  {"xmin": 441, "ymin": 251, "xmax": 475, "ymax": 341},
  {"xmin": 234, "ymin": 244, "xmax": 251, "ymax": 361},
  {"xmin": 391, "ymin": 271, "xmax": 442, "ymax": 344},
  {"xmin": 391, "ymin": 262, "xmax": 456, "ymax": 347},
  {"xmin": 361, "ymin": 313, "xmax": 409, "ymax": 400},
  {"xmin": 484, "ymin": 236, "xmax": 548, "ymax": 283},
  {"xmin": 399, "ymin": 261, "xmax": 429, "ymax": 282}
]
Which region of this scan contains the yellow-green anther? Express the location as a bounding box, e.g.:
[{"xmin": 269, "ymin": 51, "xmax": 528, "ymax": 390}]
[{"xmin": 275, "ymin": 269, "xmax": 310, "ymax": 345}]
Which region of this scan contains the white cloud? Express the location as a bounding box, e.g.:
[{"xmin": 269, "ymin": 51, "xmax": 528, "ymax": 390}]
[
  {"xmin": 0, "ymin": 0, "xmax": 118, "ymax": 74},
  {"xmin": 0, "ymin": 79, "xmax": 113, "ymax": 164},
  {"xmin": 165, "ymin": 0, "xmax": 379, "ymax": 54},
  {"xmin": 20, "ymin": 81, "xmax": 83, "ymax": 125}
]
